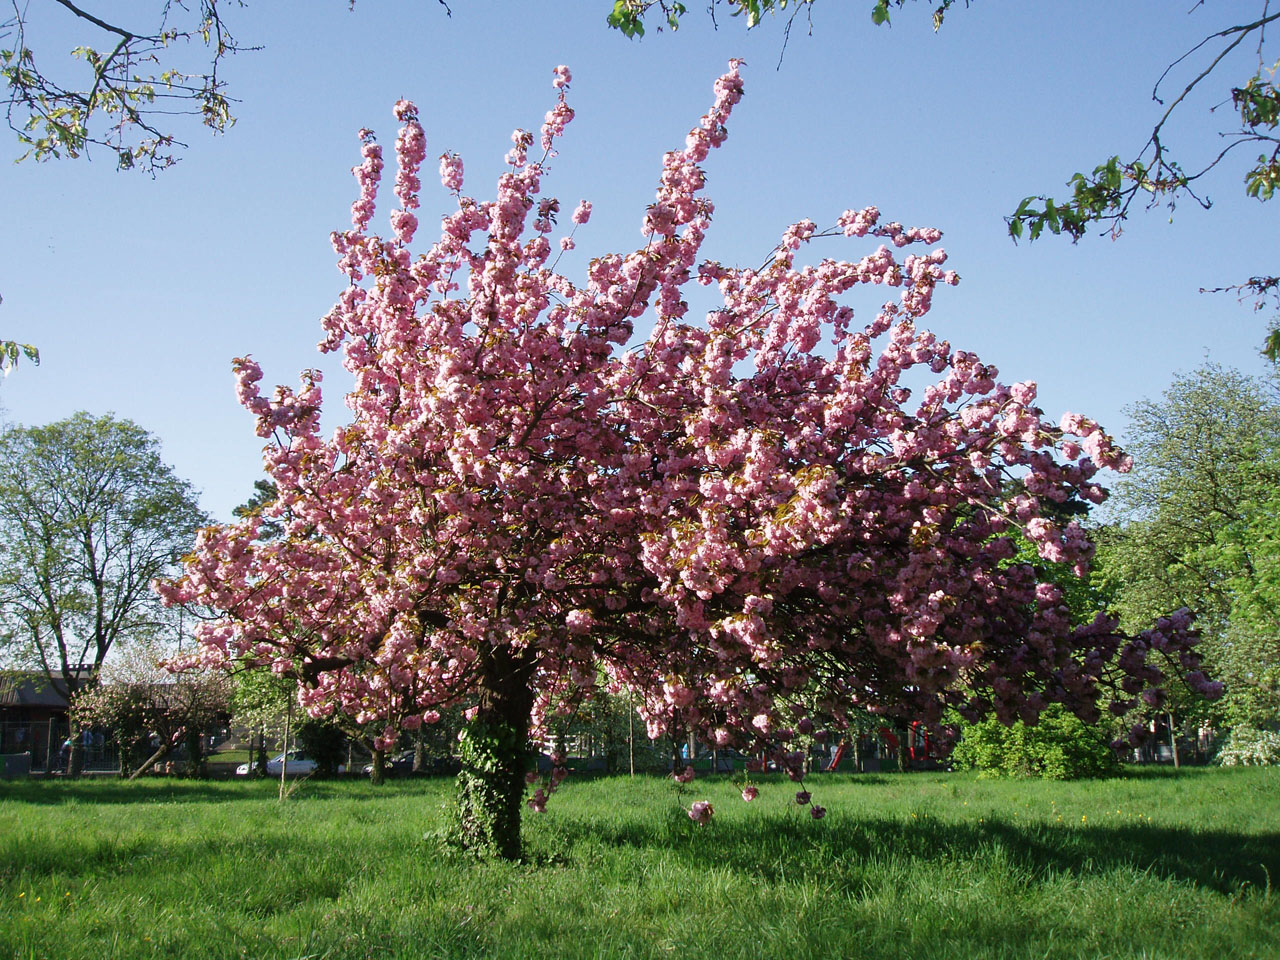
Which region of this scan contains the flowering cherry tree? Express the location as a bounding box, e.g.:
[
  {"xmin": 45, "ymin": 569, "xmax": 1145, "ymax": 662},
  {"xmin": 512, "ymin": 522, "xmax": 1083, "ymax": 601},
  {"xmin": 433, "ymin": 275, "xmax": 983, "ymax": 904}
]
[{"xmin": 158, "ymin": 62, "xmax": 1217, "ymax": 858}]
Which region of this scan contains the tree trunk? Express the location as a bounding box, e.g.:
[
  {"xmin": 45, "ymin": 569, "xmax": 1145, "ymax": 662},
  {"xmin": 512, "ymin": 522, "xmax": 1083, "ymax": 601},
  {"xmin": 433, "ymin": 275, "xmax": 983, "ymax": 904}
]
[
  {"xmin": 67, "ymin": 720, "xmax": 84, "ymax": 777},
  {"xmin": 453, "ymin": 646, "xmax": 535, "ymax": 860},
  {"xmin": 128, "ymin": 742, "xmax": 174, "ymax": 781},
  {"xmin": 279, "ymin": 698, "xmax": 292, "ymax": 801},
  {"xmin": 897, "ymin": 724, "xmax": 909, "ymax": 773},
  {"xmin": 412, "ymin": 731, "xmax": 426, "ymax": 773},
  {"xmin": 1167, "ymin": 711, "xmax": 1180, "ymax": 770},
  {"xmin": 369, "ymin": 746, "xmax": 386, "ymax": 786},
  {"xmin": 184, "ymin": 728, "xmax": 206, "ymax": 779},
  {"xmin": 255, "ymin": 727, "xmax": 268, "ymax": 776}
]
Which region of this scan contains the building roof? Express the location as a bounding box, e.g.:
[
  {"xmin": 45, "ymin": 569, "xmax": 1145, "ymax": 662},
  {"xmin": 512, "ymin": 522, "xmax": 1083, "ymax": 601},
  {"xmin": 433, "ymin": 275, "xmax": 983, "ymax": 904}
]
[{"xmin": 0, "ymin": 670, "xmax": 88, "ymax": 708}]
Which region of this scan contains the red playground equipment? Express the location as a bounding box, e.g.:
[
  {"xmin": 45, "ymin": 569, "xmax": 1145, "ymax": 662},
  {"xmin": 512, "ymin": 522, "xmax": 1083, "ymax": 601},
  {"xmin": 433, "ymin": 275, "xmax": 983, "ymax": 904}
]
[{"xmin": 825, "ymin": 722, "xmax": 932, "ymax": 771}]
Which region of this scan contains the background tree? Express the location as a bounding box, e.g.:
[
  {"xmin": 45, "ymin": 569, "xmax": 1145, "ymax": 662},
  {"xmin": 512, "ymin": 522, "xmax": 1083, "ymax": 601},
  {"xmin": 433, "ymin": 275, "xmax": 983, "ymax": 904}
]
[
  {"xmin": 230, "ymin": 663, "xmax": 292, "ymax": 775},
  {"xmin": 72, "ymin": 640, "xmax": 231, "ymax": 778},
  {"xmin": 1202, "ymin": 454, "xmax": 1280, "ymax": 731},
  {"xmin": 1105, "ymin": 365, "xmax": 1280, "ymax": 633},
  {"xmin": 160, "ymin": 64, "xmax": 1214, "ymax": 860},
  {"xmin": 1103, "ymin": 364, "xmax": 1280, "ymax": 744},
  {"xmin": 0, "ymin": 411, "xmax": 206, "ymax": 774}
]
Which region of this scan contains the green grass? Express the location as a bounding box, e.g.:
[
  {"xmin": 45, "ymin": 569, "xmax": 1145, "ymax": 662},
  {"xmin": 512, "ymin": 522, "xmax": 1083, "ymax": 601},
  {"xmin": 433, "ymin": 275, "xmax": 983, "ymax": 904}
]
[{"xmin": 1, "ymin": 767, "xmax": 1276, "ymax": 959}]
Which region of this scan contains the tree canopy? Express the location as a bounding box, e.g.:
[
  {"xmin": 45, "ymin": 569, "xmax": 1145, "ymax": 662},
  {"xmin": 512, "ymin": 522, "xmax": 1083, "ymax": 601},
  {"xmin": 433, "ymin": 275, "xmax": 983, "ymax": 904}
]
[
  {"xmin": 158, "ymin": 64, "xmax": 1214, "ymax": 856},
  {"xmin": 0, "ymin": 412, "xmax": 207, "ymax": 770},
  {"xmin": 1103, "ymin": 364, "xmax": 1280, "ymax": 729}
]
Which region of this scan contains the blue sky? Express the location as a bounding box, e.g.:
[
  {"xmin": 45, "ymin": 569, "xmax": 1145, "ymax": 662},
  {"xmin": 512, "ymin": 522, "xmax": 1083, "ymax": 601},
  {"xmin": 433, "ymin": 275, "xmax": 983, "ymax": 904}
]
[{"xmin": 2, "ymin": 0, "xmax": 1275, "ymax": 521}]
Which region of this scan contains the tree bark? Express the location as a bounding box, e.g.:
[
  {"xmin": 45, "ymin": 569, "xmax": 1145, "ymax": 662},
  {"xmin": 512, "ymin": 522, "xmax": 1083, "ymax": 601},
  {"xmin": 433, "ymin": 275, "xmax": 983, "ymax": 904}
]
[
  {"xmin": 128, "ymin": 742, "xmax": 174, "ymax": 781},
  {"xmin": 279, "ymin": 698, "xmax": 291, "ymax": 801},
  {"xmin": 67, "ymin": 719, "xmax": 84, "ymax": 777},
  {"xmin": 369, "ymin": 746, "xmax": 386, "ymax": 786},
  {"xmin": 184, "ymin": 728, "xmax": 206, "ymax": 778},
  {"xmin": 1167, "ymin": 711, "xmax": 1180, "ymax": 770},
  {"xmin": 453, "ymin": 645, "xmax": 535, "ymax": 860}
]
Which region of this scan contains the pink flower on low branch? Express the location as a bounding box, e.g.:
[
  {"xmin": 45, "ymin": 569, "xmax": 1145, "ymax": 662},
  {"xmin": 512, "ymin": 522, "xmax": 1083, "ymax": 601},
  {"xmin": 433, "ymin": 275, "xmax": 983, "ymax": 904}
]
[
  {"xmin": 741, "ymin": 786, "xmax": 758, "ymax": 802},
  {"xmin": 688, "ymin": 801, "xmax": 714, "ymax": 824},
  {"xmin": 156, "ymin": 61, "xmax": 1218, "ymax": 846}
]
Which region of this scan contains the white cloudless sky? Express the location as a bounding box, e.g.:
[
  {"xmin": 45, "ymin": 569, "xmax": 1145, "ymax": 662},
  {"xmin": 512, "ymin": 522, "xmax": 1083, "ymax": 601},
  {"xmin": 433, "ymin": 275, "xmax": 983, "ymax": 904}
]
[{"xmin": 2, "ymin": 0, "xmax": 1276, "ymax": 521}]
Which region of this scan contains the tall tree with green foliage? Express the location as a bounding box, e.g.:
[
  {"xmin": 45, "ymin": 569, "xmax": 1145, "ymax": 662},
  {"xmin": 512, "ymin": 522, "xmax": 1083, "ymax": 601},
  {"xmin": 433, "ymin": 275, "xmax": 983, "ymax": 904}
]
[
  {"xmin": 1105, "ymin": 365, "xmax": 1280, "ymax": 738},
  {"xmin": 1106, "ymin": 365, "xmax": 1280, "ymax": 633},
  {"xmin": 0, "ymin": 412, "xmax": 206, "ymax": 774},
  {"xmin": 1203, "ymin": 455, "xmax": 1280, "ymax": 729}
]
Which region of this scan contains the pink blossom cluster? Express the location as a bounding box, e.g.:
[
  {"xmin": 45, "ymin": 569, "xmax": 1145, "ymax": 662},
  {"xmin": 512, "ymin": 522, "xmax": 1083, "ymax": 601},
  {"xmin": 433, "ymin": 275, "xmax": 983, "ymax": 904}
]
[
  {"xmin": 526, "ymin": 753, "xmax": 569, "ymax": 813},
  {"xmin": 157, "ymin": 63, "xmax": 1216, "ymax": 812}
]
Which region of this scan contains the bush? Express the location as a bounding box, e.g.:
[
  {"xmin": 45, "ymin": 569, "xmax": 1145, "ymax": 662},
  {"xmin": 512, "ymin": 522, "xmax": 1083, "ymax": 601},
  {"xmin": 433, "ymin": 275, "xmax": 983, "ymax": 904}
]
[
  {"xmin": 295, "ymin": 718, "xmax": 347, "ymax": 776},
  {"xmin": 952, "ymin": 705, "xmax": 1120, "ymax": 780},
  {"xmin": 1215, "ymin": 726, "xmax": 1280, "ymax": 766}
]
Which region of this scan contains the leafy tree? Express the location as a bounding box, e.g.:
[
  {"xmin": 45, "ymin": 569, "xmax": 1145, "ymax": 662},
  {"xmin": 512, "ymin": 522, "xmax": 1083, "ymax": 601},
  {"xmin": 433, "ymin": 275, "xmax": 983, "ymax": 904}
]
[
  {"xmin": 230, "ymin": 663, "xmax": 293, "ymax": 775},
  {"xmin": 232, "ymin": 478, "xmax": 286, "ymax": 541},
  {"xmin": 0, "ymin": 412, "xmax": 206, "ymax": 774},
  {"xmin": 1106, "ymin": 365, "xmax": 1280, "ymax": 634},
  {"xmin": 159, "ymin": 65, "xmax": 1213, "ymax": 859},
  {"xmin": 1104, "ymin": 365, "xmax": 1279, "ymax": 743},
  {"xmin": 1204, "ymin": 455, "xmax": 1280, "ymax": 729}
]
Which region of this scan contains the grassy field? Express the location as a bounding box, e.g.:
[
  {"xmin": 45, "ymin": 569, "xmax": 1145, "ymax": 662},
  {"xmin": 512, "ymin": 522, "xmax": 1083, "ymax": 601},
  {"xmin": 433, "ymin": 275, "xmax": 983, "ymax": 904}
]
[{"xmin": 1, "ymin": 767, "xmax": 1276, "ymax": 960}]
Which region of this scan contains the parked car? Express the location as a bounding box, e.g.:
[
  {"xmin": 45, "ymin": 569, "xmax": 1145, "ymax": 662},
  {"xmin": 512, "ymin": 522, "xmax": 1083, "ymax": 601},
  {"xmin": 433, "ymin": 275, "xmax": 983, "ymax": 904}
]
[{"xmin": 236, "ymin": 750, "xmax": 342, "ymax": 776}]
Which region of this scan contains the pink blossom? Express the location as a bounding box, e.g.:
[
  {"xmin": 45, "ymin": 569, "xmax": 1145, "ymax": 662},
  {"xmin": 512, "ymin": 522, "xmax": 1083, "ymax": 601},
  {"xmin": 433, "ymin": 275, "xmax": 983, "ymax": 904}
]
[
  {"xmin": 688, "ymin": 800, "xmax": 714, "ymax": 824},
  {"xmin": 157, "ymin": 63, "xmax": 1217, "ymax": 850},
  {"xmin": 741, "ymin": 785, "xmax": 759, "ymax": 802},
  {"xmin": 439, "ymin": 152, "xmax": 464, "ymax": 193}
]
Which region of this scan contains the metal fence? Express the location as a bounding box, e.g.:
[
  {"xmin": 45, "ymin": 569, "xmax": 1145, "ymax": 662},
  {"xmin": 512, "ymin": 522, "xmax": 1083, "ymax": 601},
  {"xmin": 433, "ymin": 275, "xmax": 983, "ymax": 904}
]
[{"xmin": 0, "ymin": 719, "xmax": 120, "ymax": 776}]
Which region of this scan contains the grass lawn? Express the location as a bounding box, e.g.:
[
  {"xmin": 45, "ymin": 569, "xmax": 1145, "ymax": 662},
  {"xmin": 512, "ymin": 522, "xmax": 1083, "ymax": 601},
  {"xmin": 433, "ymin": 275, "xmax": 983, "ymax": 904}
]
[{"xmin": 1, "ymin": 767, "xmax": 1276, "ymax": 959}]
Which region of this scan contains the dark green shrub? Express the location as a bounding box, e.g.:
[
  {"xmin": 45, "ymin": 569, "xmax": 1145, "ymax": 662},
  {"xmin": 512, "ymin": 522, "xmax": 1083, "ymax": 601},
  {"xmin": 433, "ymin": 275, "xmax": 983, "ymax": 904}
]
[
  {"xmin": 952, "ymin": 705, "xmax": 1119, "ymax": 780},
  {"xmin": 295, "ymin": 718, "xmax": 347, "ymax": 776}
]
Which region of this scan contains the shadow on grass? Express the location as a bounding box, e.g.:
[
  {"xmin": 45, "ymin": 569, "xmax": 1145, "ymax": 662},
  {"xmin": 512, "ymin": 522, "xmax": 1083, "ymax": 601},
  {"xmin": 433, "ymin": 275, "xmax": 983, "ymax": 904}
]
[
  {"xmin": 539, "ymin": 807, "xmax": 1280, "ymax": 897},
  {"xmin": 0, "ymin": 776, "xmax": 446, "ymax": 806}
]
